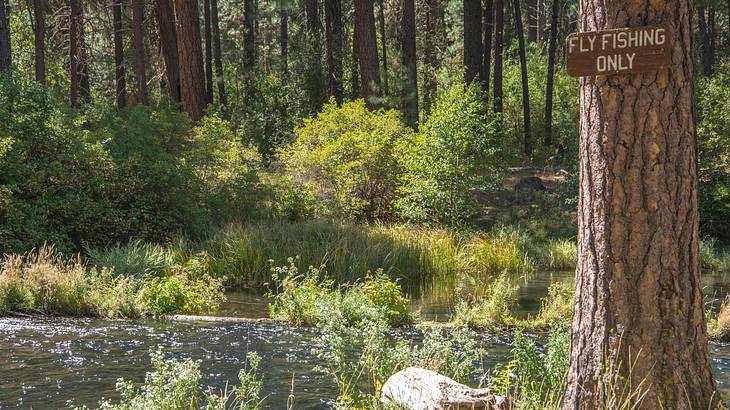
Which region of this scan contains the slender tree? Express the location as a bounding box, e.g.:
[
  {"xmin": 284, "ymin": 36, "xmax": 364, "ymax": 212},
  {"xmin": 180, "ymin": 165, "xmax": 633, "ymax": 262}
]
[
  {"xmin": 377, "ymin": 0, "xmax": 388, "ymax": 94},
  {"xmin": 563, "ymin": 0, "xmax": 720, "ymax": 407},
  {"xmin": 492, "ymin": 0, "xmax": 503, "ymax": 114},
  {"xmin": 210, "ymin": 0, "xmax": 226, "ymax": 110},
  {"xmin": 483, "ymin": 0, "xmax": 493, "ymax": 94},
  {"xmin": 69, "ymin": 0, "xmax": 80, "ymax": 105},
  {"xmin": 543, "ymin": 0, "xmax": 558, "ymax": 146},
  {"xmin": 349, "ymin": 22, "xmax": 359, "ymax": 100},
  {"xmin": 354, "ymin": 0, "xmax": 381, "ymax": 107},
  {"xmin": 279, "ymin": 0, "xmax": 288, "ymax": 75},
  {"xmin": 112, "ymin": 0, "xmax": 127, "ymax": 108},
  {"xmin": 325, "ymin": 0, "xmax": 343, "ymax": 101},
  {"xmin": 79, "ymin": 23, "xmax": 90, "ymax": 102},
  {"xmin": 526, "ymin": 0, "xmax": 536, "ymax": 41},
  {"xmin": 304, "ymin": 0, "xmax": 325, "ymax": 111},
  {"xmin": 243, "ymin": 0, "xmax": 255, "ymax": 70},
  {"xmin": 131, "ymin": 0, "xmax": 148, "ymax": 104},
  {"xmin": 463, "ymin": 0, "xmax": 482, "ymax": 84},
  {"xmin": 0, "ymin": 0, "xmax": 11, "ymax": 72},
  {"xmin": 401, "ymin": 0, "xmax": 418, "ymax": 127},
  {"xmin": 173, "ymin": 0, "xmax": 206, "ymax": 122},
  {"xmin": 203, "ymin": 0, "xmax": 213, "ymax": 104},
  {"xmin": 33, "ymin": 0, "xmax": 45, "ymax": 83},
  {"xmin": 155, "ymin": 0, "xmax": 180, "ymax": 103},
  {"xmin": 513, "ymin": 0, "xmax": 530, "ymax": 156},
  {"xmin": 422, "ymin": 0, "xmax": 440, "ymax": 114}
]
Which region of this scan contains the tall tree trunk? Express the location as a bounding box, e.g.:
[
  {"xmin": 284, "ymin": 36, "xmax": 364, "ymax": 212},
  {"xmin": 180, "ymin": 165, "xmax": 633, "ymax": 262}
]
[
  {"xmin": 526, "ymin": 0, "xmax": 536, "ymax": 41},
  {"xmin": 492, "ymin": 0, "xmax": 503, "ymax": 114},
  {"xmin": 173, "ymin": 0, "xmax": 206, "ymax": 122},
  {"xmin": 349, "ymin": 22, "xmax": 359, "ymax": 100},
  {"xmin": 69, "ymin": 0, "xmax": 80, "ymax": 105},
  {"xmin": 243, "ymin": 0, "xmax": 255, "ymax": 70},
  {"xmin": 513, "ymin": 0, "xmax": 530, "ymax": 157},
  {"xmin": 79, "ymin": 20, "xmax": 90, "ymax": 102},
  {"xmin": 463, "ymin": 0, "xmax": 482, "ymax": 84},
  {"xmin": 536, "ymin": 0, "xmax": 545, "ymax": 40},
  {"xmin": 377, "ymin": 0, "xmax": 388, "ymax": 95},
  {"xmin": 325, "ymin": 0, "xmax": 342, "ymax": 102},
  {"xmin": 211, "ymin": 0, "xmax": 226, "ymax": 111},
  {"xmin": 131, "ymin": 0, "xmax": 148, "ymax": 104},
  {"xmin": 422, "ymin": 0, "xmax": 440, "ymax": 115},
  {"xmin": 203, "ymin": 0, "xmax": 213, "ymax": 104},
  {"xmin": 0, "ymin": 0, "xmax": 10, "ymax": 72},
  {"xmin": 483, "ymin": 0, "xmax": 493, "ymax": 95},
  {"xmin": 698, "ymin": 6, "xmax": 710, "ymax": 75},
  {"xmin": 543, "ymin": 0, "xmax": 558, "ymax": 146},
  {"xmin": 279, "ymin": 1, "xmax": 287, "ymax": 75},
  {"xmin": 304, "ymin": 0, "xmax": 324, "ymax": 111},
  {"xmin": 154, "ymin": 0, "xmax": 180, "ymax": 103},
  {"xmin": 112, "ymin": 0, "xmax": 127, "ymax": 108},
  {"xmin": 707, "ymin": 5, "xmax": 716, "ymax": 74},
  {"xmin": 401, "ymin": 0, "xmax": 417, "ymax": 127},
  {"xmin": 354, "ymin": 0, "xmax": 380, "ymax": 107},
  {"xmin": 563, "ymin": 0, "xmax": 720, "ymax": 407},
  {"xmin": 33, "ymin": 0, "xmax": 44, "ymax": 82}
]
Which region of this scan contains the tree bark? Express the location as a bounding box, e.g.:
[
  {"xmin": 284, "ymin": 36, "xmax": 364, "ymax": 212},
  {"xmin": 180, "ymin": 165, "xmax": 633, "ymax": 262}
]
[
  {"xmin": 210, "ymin": 0, "xmax": 226, "ymax": 111},
  {"xmin": 325, "ymin": 0, "xmax": 342, "ymax": 102},
  {"xmin": 401, "ymin": 0, "xmax": 418, "ymax": 128},
  {"xmin": 563, "ymin": 0, "xmax": 720, "ymax": 407},
  {"xmin": 154, "ymin": 0, "xmax": 180, "ymax": 103},
  {"xmin": 33, "ymin": 0, "xmax": 44, "ymax": 83},
  {"xmin": 243, "ymin": 0, "xmax": 254, "ymax": 70},
  {"xmin": 69, "ymin": 0, "xmax": 80, "ymax": 105},
  {"xmin": 483, "ymin": 0, "xmax": 493, "ymax": 95},
  {"xmin": 463, "ymin": 0, "xmax": 483, "ymax": 84},
  {"xmin": 492, "ymin": 0, "xmax": 503, "ymax": 114},
  {"xmin": 354, "ymin": 0, "xmax": 381, "ymax": 107},
  {"xmin": 513, "ymin": 0, "xmax": 530, "ymax": 157},
  {"xmin": 422, "ymin": 0, "xmax": 440, "ymax": 115},
  {"xmin": 173, "ymin": 0, "xmax": 206, "ymax": 122},
  {"xmin": 131, "ymin": 0, "xmax": 148, "ymax": 105},
  {"xmin": 279, "ymin": 0, "xmax": 287, "ymax": 76},
  {"xmin": 526, "ymin": 0, "xmax": 537, "ymax": 41},
  {"xmin": 377, "ymin": 0, "xmax": 388, "ymax": 94},
  {"xmin": 543, "ymin": 0, "xmax": 558, "ymax": 146},
  {"xmin": 112, "ymin": 0, "xmax": 127, "ymax": 109},
  {"xmin": 0, "ymin": 0, "xmax": 10, "ymax": 72},
  {"xmin": 304, "ymin": 0, "xmax": 325, "ymax": 111},
  {"xmin": 203, "ymin": 0, "xmax": 213, "ymax": 104}
]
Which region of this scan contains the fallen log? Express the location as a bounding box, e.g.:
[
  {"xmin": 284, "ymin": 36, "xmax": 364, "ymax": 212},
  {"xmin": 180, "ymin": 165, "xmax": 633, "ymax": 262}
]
[{"xmin": 380, "ymin": 367, "xmax": 511, "ymax": 410}]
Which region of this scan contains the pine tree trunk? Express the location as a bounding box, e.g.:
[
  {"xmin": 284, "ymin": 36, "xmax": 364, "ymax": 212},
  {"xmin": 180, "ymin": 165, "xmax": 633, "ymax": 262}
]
[
  {"xmin": 113, "ymin": 0, "xmax": 127, "ymax": 109},
  {"xmin": 483, "ymin": 0, "xmax": 493, "ymax": 95},
  {"xmin": 563, "ymin": 0, "xmax": 720, "ymax": 407},
  {"xmin": 0, "ymin": 0, "xmax": 10, "ymax": 72},
  {"xmin": 401, "ymin": 0, "xmax": 418, "ymax": 128},
  {"xmin": 33, "ymin": 0, "xmax": 44, "ymax": 83},
  {"xmin": 698, "ymin": 6, "xmax": 709, "ymax": 75},
  {"xmin": 463, "ymin": 0, "xmax": 482, "ymax": 84},
  {"xmin": 304, "ymin": 0, "xmax": 324, "ymax": 111},
  {"xmin": 513, "ymin": 0, "xmax": 530, "ymax": 157},
  {"xmin": 526, "ymin": 0, "xmax": 537, "ymax": 41},
  {"xmin": 422, "ymin": 0, "xmax": 440, "ymax": 115},
  {"xmin": 354, "ymin": 0, "xmax": 380, "ymax": 107},
  {"xmin": 378, "ymin": 0, "xmax": 388, "ymax": 95},
  {"xmin": 173, "ymin": 0, "xmax": 206, "ymax": 122},
  {"xmin": 79, "ymin": 22, "xmax": 90, "ymax": 103},
  {"xmin": 243, "ymin": 0, "xmax": 254, "ymax": 70},
  {"xmin": 492, "ymin": 0, "xmax": 503, "ymax": 114},
  {"xmin": 279, "ymin": 1, "xmax": 287, "ymax": 76},
  {"xmin": 154, "ymin": 0, "xmax": 180, "ymax": 103},
  {"xmin": 131, "ymin": 0, "xmax": 148, "ymax": 104},
  {"xmin": 325, "ymin": 0, "xmax": 342, "ymax": 102},
  {"xmin": 203, "ymin": 0, "xmax": 213, "ymax": 104},
  {"xmin": 69, "ymin": 0, "xmax": 80, "ymax": 105},
  {"xmin": 707, "ymin": 5, "xmax": 715, "ymax": 75},
  {"xmin": 211, "ymin": 0, "xmax": 226, "ymax": 111},
  {"xmin": 543, "ymin": 0, "xmax": 558, "ymax": 147}
]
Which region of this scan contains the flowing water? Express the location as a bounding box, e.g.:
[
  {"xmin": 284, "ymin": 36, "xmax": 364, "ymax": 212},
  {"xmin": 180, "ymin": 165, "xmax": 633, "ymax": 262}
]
[{"xmin": 2, "ymin": 271, "xmax": 730, "ymax": 409}]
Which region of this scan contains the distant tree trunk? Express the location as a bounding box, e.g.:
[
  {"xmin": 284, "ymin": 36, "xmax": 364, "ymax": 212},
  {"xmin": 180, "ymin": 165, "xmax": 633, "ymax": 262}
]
[
  {"xmin": 526, "ymin": 0, "xmax": 536, "ymax": 41},
  {"xmin": 463, "ymin": 0, "xmax": 482, "ymax": 84},
  {"xmin": 0, "ymin": 0, "xmax": 10, "ymax": 72},
  {"xmin": 483, "ymin": 0, "xmax": 493, "ymax": 95},
  {"xmin": 513, "ymin": 0, "xmax": 530, "ymax": 156},
  {"xmin": 350, "ymin": 23, "xmax": 359, "ymax": 100},
  {"xmin": 563, "ymin": 0, "xmax": 720, "ymax": 407},
  {"xmin": 279, "ymin": 1, "xmax": 288, "ymax": 75},
  {"xmin": 377, "ymin": 0, "xmax": 388, "ymax": 95},
  {"xmin": 154, "ymin": 0, "xmax": 180, "ymax": 103},
  {"xmin": 708, "ymin": 5, "xmax": 716, "ymax": 74},
  {"xmin": 543, "ymin": 0, "xmax": 558, "ymax": 146},
  {"xmin": 422, "ymin": 0, "xmax": 440, "ymax": 115},
  {"xmin": 211, "ymin": 0, "xmax": 226, "ymax": 111},
  {"xmin": 325, "ymin": 0, "xmax": 342, "ymax": 102},
  {"xmin": 173, "ymin": 0, "xmax": 206, "ymax": 122},
  {"xmin": 492, "ymin": 0, "xmax": 503, "ymax": 114},
  {"xmin": 243, "ymin": 0, "xmax": 255, "ymax": 70},
  {"xmin": 304, "ymin": 0, "xmax": 325, "ymax": 111},
  {"xmin": 401, "ymin": 0, "xmax": 418, "ymax": 127},
  {"xmin": 112, "ymin": 0, "xmax": 127, "ymax": 108},
  {"xmin": 698, "ymin": 6, "xmax": 710, "ymax": 75},
  {"xmin": 354, "ymin": 0, "xmax": 381, "ymax": 107},
  {"xmin": 78, "ymin": 21, "xmax": 90, "ymax": 103},
  {"xmin": 131, "ymin": 0, "xmax": 148, "ymax": 104},
  {"xmin": 69, "ymin": 0, "xmax": 80, "ymax": 105},
  {"xmin": 203, "ymin": 0, "xmax": 213, "ymax": 104},
  {"xmin": 33, "ymin": 0, "xmax": 45, "ymax": 82}
]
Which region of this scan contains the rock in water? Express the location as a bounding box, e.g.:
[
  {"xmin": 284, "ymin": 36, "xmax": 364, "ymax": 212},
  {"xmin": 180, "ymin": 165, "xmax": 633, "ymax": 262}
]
[{"xmin": 380, "ymin": 367, "xmax": 511, "ymax": 410}]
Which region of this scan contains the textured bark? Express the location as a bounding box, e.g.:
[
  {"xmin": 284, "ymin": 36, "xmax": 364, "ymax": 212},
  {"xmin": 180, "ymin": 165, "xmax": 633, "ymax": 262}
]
[
  {"xmin": 492, "ymin": 0, "xmax": 503, "ymax": 114},
  {"xmin": 112, "ymin": 0, "xmax": 127, "ymax": 108},
  {"xmin": 401, "ymin": 0, "xmax": 418, "ymax": 128},
  {"xmin": 154, "ymin": 0, "xmax": 180, "ymax": 103},
  {"xmin": 463, "ymin": 0, "xmax": 483, "ymax": 84},
  {"xmin": 131, "ymin": 0, "xmax": 148, "ymax": 104},
  {"xmin": 377, "ymin": 0, "xmax": 388, "ymax": 94},
  {"xmin": 513, "ymin": 0, "xmax": 531, "ymax": 156},
  {"xmin": 211, "ymin": 0, "xmax": 226, "ymax": 111},
  {"xmin": 543, "ymin": 0, "xmax": 558, "ymax": 146},
  {"xmin": 483, "ymin": 0, "xmax": 493, "ymax": 94},
  {"xmin": 173, "ymin": 0, "xmax": 206, "ymax": 122},
  {"xmin": 203, "ymin": 0, "xmax": 213, "ymax": 104},
  {"xmin": 563, "ymin": 0, "xmax": 720, "ymax": 407},
  {"xmin": 527, "ymin": 0, "xmax": 537, "ymax": 41},
  {"xmin": 279, "ymin": 1, "xmax": 287, "ymax": 75},
  {"xmin": 0, "ymin": 0, "xmax": 10, "ymax": 72},
  {"xmin": 243, "ymin": 0, "xmax": 254, "ymax": 70},
  {"xmin": 69, "ymin": 0, "xmax": 80, "ymax": 105},
  {"xmin": 33, "ymin": 0, "xmax": 45, "ymax": 82},
  {"xmin": 354, "ymin": 0, "xmax": 381, "ymax": 107},
  {"xmin": 325, "ymin": 0, "xmax": 342, "ymax": 101}
]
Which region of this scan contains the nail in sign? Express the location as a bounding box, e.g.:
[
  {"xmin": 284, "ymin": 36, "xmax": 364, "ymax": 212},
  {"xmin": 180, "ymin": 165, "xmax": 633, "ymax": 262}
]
[{"xmin": 566, "ymin": 25, "xmax": 671, "ymax": 77}]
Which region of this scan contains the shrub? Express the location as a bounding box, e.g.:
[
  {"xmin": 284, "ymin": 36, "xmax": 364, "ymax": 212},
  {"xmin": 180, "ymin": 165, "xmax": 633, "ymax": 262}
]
[
  {"xmin": 139, "ymin": 273, "xmax": 225, "ymax": 316},
  {"xmin": 283, "ymin": 99, "xmax": 414, "ymax": 220},
  {"xmin": 528, "ymin": 282, "xmax": 574, "ymax": 329}
]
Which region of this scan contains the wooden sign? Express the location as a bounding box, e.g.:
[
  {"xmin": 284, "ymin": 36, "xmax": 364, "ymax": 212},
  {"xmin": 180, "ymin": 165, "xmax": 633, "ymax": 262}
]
[{"xmin": 566, "ymin": 25, "xmax": 671, "ymax": 77}]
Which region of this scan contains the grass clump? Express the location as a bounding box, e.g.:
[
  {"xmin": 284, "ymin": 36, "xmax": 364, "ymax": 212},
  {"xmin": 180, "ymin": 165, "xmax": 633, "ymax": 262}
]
[
  {"xmin": 700, "ymin": 238, "xmax": 730, "ymax": 272},
  {"xmin": 453, "ymin": 273, "xmax": 519, "ymax": 330},
  {"xmin": 522, "ymin": 282, "xmax": 574, "ymax": 330},
  {"xmin": 709, "ymin": 294, "xmax": 730, "ymax": 341},
  {"xmin": 543, "ymin": 239, "xmax": 577, "ymax": 270}
]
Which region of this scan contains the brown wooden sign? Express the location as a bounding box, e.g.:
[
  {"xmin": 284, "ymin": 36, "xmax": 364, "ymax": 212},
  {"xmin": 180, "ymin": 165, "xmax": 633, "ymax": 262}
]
[{"xmin": 566, "ymin": 25, "xmax": 671, "ymax": 77}]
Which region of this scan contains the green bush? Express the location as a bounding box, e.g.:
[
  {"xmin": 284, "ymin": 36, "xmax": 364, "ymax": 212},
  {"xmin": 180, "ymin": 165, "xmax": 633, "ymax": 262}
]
[
  {"xmin": 139, "ymin": 273, "xmax": 225, "ymax": 316},
  {"xmin": 283, "ymin": 99, "xmax": 414, "ymax": 220}
]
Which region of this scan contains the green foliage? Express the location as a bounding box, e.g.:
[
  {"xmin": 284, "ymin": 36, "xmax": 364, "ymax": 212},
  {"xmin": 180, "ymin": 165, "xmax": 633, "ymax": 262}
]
[
  {"xmin": 283, "ymin": 99, "xmax": 414, "ymax": 220},
  {"xmin": 454, "ymin": 273, "xmax": 519, "ymax": 330},
  {"xmin": 544, "ymin": 239, "xmax": 577, "ymax": 270},
  {"xmin": 139, "ymin": 274, "xmax": 225, "ymax": 316},
  {"xmin": 397, "ymin": 82, "xmax": 504, "ymax": 225},
  {"xmin": 527, "ymin": 282, "xmax": 575, "ymax": 330}
]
